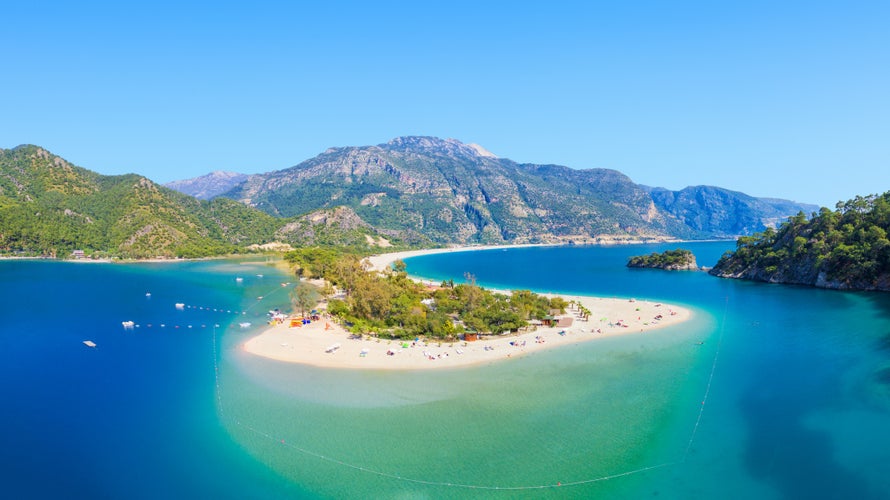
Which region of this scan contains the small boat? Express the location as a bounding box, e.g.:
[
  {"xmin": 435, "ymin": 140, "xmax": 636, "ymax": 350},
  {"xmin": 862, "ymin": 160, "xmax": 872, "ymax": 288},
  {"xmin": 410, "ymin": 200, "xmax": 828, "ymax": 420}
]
[
  {"xmin": 175, "ymin": 303, "xmax": 185, "ymax": 310},
  {"xmin": 145, "ymin": 292, "xmax": 151, "ymax": 297},
  {"xmin": 236, "ymin": 277, "xmax": 244, "ymax": 282},
  {"xmin": 239, "ymin": 322, "xmax": 251, "ymax": 328},
  {"xmin": 83, "ymin": 340, "xmax": 97, "ymax": 348},
  {"xmin": 122, "ymin": 321, "xmax": 135, "ymax": 329}
]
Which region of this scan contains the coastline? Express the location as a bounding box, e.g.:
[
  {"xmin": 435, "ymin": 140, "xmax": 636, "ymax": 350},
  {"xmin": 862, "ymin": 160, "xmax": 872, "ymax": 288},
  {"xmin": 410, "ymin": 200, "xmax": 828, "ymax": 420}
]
[
  {"xmin": 242, "ymin": 244, "xmax": 693, "ymax": 370},
  {"xmin": 364, "ymin": 243, "xmax": 554, "ymax": 273}
]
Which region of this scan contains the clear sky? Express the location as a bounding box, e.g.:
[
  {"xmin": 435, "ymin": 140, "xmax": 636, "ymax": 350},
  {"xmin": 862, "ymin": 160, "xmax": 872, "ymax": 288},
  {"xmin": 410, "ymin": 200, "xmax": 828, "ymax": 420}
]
[{"xmin": 2, "ymin": 1, "xmax": 888, "ymax": 208}]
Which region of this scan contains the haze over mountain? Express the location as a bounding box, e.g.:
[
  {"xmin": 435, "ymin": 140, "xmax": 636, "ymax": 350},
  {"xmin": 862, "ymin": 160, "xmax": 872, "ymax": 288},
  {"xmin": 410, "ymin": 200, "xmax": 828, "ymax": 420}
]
[{"xmin": 164, "ymin": 171, "xmax": 247, "ymax": 200}]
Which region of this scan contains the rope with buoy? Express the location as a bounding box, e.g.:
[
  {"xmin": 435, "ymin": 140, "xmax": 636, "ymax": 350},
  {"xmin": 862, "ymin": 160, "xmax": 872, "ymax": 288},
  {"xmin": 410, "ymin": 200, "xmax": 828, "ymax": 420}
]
[
  {"xmin": 205, "ymin": 288, "xmax": 728, "ymax": 492},
  {"xmin": 682, "ymin": 295, "xmax": 728, "ymax": 462}
]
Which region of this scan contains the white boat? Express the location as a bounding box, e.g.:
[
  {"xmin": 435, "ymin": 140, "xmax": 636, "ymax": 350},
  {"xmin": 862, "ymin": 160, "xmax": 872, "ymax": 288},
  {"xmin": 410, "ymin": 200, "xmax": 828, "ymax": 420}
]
[
  {"xmin": 83, "ymin": 340, "xmax": 97, "ymax": 348},
  {"xmin": 239, "ymin": 322, "xmax": 251, "ymax": 328},
  {"xmin": 175, "ymin": 303, "xmax": 185, "ymax": 310},
  {"xmin": 325, "ymin": 343, "xmax": 341, "ymax": 353},
  {"xmin": 121, "ymin": 321, "xmax": 135, "ymax": 329}
]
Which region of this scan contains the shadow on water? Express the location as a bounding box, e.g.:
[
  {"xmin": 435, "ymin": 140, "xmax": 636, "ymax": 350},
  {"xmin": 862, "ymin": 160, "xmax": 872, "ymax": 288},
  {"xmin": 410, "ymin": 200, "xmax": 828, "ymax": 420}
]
[
  {"xmin": 876, "ymin": 367, "xmax": 890, "ymax": 384},
  {"xmin": 854, "ymin": 294, "xmax": 890, "ymax": 402},
  {"xmin": 740, "ymin": 364, "xmax": 878, "ymax": 499}
]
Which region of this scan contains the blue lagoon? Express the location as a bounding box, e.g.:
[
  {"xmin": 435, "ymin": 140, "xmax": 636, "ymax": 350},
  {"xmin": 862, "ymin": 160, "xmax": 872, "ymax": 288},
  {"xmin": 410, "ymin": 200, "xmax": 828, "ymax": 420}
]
[{"xmin": 2, "ymin": 242, "xmax": 889, "ymax": 498}]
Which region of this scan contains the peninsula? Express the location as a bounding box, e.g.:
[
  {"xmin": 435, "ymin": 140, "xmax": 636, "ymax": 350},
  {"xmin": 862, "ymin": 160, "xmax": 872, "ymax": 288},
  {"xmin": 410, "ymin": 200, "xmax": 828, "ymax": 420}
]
[
  {"xmin": 243, "ymin": 246, "xmax": 692, "ymax": 370},
  {"xmin": 710, "ymin": 192, "xmax": 890, "ymax": 291}
]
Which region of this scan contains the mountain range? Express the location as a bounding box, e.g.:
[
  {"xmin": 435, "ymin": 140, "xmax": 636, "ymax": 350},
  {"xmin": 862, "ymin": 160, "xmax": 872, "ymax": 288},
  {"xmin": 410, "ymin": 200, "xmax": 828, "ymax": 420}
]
[
  {"xmin": 171, "ymin": 136, "xmax": 817, "ymax": 244},
  {"xmin": 1, "ymin": 137, "xmax": 818, "ymax": 258}
]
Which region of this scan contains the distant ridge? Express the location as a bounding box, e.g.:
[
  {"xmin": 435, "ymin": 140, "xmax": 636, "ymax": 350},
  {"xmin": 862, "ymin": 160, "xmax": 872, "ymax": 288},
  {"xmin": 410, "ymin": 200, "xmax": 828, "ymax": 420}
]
[
  {"xmin": 647, "ymin": 185, "xmax": 819, "ymax": 238},
  {"xmin": 164, "ymin": 170, "xmax": 248, "ymax": 200}
]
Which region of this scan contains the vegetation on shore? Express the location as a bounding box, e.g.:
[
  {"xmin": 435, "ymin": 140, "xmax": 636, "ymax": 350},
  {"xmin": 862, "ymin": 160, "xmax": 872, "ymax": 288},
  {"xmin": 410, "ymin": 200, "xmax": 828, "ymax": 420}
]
[
  {"xmin": 627, "ymin": 249, "xmax": 698, "ymax": 270},
  {"xmin": 710, "ymin": 192, "xmax": 890, "ymax": 291},
  {"xmin": 284, "ymin": 247, "xmax": 567, "ymax": 339},
  {"xmin": 0, "ymin": 146, "xmax": 417, "ymax": 259}
]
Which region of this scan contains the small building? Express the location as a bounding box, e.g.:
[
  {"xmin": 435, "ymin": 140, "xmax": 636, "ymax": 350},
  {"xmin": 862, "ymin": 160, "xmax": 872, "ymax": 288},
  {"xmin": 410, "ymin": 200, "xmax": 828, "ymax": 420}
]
[
  {"xmin": 464, "ymin": 332, "xmax": 479, "ymax": 342},
  {"xmin": 72, "ymin": 250, "xmax": 86, "ymax": 259},
  {"xmin": 556, "ymin": 316, "xmax": 574, "ymax": 328},
  {"xmin": 542, "ymin": 315, "xmax": 574, "ymax": 328}
]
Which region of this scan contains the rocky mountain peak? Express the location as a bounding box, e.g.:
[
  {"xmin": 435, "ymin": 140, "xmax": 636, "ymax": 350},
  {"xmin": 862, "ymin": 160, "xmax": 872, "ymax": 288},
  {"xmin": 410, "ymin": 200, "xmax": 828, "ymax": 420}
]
[
  {"xmin": 383, "ymin": 136, "xmax": 497, "ymax": 160},
  {"xmin": 164, "ymin": 170, "xmax": 248, "ymax": 200}
]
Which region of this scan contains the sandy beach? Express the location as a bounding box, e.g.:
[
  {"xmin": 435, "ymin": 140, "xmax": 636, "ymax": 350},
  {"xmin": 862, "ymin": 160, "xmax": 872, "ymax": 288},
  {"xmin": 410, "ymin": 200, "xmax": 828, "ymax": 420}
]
[
  {"xmin": 363, "ymin": 244, "xmax": 551, "ymax": 274},
  {"xmin": 242, "ymin": 245, "xmax": 692, "ymax": 370}
]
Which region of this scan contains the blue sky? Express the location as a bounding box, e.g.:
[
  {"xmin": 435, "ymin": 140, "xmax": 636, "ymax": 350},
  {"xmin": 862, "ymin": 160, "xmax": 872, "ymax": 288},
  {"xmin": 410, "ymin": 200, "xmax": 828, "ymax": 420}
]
[{"xmin": 2, "ymin": 1, "xmax": 887, "ymax": 208}]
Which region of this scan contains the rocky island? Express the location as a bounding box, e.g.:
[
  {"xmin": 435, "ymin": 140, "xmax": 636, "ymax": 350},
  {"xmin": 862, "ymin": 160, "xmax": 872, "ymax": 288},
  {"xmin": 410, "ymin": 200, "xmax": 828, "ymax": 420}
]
[{"xmin": 627, "ymin": 248, "xmax": 698, "ymax": 270}]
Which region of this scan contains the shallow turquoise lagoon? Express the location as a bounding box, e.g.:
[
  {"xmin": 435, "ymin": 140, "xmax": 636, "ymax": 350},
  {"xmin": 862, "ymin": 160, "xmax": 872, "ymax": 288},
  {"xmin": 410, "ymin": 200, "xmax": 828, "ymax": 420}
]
[{"xmin": 2, "ymin": 242, "xmax": 889, "ymax": 498}]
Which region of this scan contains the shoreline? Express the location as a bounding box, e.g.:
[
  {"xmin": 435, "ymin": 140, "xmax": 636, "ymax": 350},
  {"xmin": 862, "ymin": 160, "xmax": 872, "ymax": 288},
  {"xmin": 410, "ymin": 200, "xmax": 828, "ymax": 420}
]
[
  {"xmin": 242, "ymin": 294, "xmax": 691, "ymax": 371},
  {"xmin": 242, "ymin": 244, "xmax": 694, "ymax": 370},
  {"xmin": 364, "ymin": 243, "xmax": 555, "ymax": 273}
]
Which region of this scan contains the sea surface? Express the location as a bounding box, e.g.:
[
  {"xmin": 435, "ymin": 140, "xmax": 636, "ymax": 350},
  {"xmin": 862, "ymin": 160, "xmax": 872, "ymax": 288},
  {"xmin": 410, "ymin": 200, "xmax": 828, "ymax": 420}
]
[{"xmin": 2, "ymin": 242, "xmax": 890, "ymax": 499}]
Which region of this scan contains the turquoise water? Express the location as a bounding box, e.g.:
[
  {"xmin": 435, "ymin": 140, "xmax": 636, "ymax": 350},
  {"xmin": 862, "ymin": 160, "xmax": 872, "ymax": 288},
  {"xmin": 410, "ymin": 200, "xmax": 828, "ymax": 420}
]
[{"xmin": 3, "ymin": 243, "xmax": 890, "ymax": 498}]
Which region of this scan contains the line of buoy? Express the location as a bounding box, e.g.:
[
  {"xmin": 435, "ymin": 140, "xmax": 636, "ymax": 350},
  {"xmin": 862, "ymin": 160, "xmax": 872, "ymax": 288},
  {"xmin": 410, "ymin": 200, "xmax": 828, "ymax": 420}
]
[{"xmin": 203, "ymin": 289, "xmax": 728, "ymax": 492}]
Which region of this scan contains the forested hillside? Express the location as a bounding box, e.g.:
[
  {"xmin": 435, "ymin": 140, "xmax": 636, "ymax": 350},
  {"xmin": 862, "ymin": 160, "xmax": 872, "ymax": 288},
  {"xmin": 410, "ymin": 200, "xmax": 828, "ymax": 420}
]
[
  {"xmin": 0, "ymin": 146, "xmax": 277, "ymax": 258},
  {"xmin": 710, "ymin": 193, "xmax": 890, "ymax": 291},
  {"xmin": 0, "ymin": 146, "xmax": 423, "ymax": 258}
]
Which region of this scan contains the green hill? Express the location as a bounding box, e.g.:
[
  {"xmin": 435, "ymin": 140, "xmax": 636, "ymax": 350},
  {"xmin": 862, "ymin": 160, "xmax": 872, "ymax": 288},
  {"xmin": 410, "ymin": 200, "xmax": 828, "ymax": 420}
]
[
  {"xmin": 0, "ymin": 145, "xmax": 280, "ymax": 258},
  {"xmin": 0, "ymin": 145, "xmax": 420, "ymax": 258},
  {"xmin": 709, "ymin": 192, "xmax": 890, "ymax": 291}
]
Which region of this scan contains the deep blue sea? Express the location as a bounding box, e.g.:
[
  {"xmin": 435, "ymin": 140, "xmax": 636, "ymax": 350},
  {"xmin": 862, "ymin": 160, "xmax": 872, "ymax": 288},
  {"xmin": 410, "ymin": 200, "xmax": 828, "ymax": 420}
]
[
  {"xmin": 2, "ymin": 242, "xmax": 890, "ymax": 498},
  {"xmin": 0, "ymin": 259, "xmax": 301, "ymax": 498}
]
